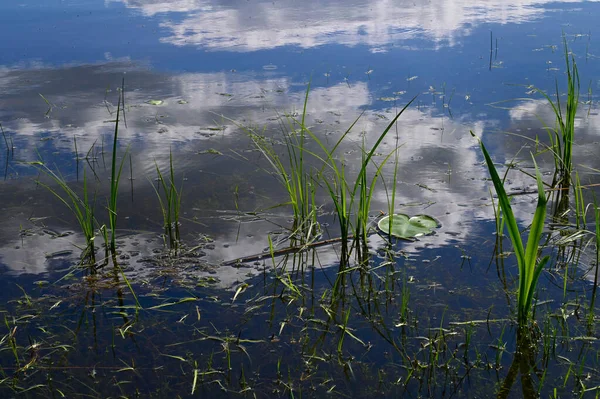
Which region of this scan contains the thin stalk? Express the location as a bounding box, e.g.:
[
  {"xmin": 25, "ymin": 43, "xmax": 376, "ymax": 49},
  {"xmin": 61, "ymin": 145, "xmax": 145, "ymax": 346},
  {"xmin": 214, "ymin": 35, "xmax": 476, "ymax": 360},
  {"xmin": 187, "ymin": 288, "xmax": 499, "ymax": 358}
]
[
  {"xmin": 0, "ymin": 123, "xmax": 9, "ymax": 153},
  {"xmin": 588, "ymin": 200, "xmax": 600, "ymax": 320},
  {"xmin": 108, "ymin": 78, "xmax": 129, "ymax": 254}
]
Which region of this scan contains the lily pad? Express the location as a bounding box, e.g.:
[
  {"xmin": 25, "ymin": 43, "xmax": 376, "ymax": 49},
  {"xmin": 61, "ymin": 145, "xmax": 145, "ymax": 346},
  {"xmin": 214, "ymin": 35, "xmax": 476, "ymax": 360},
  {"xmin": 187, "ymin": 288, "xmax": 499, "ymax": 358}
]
[
  {"xmin": 147, "ymin": 99, "xmax": 164, "ymax": 105},
  {"xmin": 377, "ymin": 214, "xmax": 440, "ymax": 239}
]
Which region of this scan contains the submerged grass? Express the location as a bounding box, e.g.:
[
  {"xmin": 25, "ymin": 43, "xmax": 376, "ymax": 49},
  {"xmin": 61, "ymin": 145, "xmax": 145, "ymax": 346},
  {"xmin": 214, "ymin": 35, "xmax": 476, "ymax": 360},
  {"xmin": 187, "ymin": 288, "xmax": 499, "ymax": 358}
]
[{"xmin": 473, "ymin": 133, "xmax": 550, "ymax": 326}]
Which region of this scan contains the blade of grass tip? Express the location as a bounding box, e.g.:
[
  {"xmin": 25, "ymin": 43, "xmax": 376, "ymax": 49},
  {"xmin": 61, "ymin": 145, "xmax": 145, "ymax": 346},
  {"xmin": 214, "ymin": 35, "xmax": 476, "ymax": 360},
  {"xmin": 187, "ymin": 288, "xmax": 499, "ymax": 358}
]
[
  {"xmin": 117, "ymin": 262, "xmax": 142, "ymax": 310},
  {"xmin": 367, "ymin": 146, "xmax": 404, "ymax": 224},
  {"xmin": 301, "ymin": 80, "xmax": 310, "ymax": 129},
  {"xmin": 350, "ymin": 96, "xmax": 417, "ymax": 199},
  {"xmin": 192, "ymin": 368, "xmax": 198, "ymax": 395},
  {"xmin": 121, "ymin": 77, "xmax": 127, "ymax": 129}
]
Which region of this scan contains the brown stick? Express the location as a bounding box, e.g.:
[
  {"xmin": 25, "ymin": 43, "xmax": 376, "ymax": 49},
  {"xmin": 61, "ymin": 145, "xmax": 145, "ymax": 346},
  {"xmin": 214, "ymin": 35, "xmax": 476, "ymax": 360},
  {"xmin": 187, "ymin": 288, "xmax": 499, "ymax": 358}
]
[{"xmin": 221, "ymin": 236, "xmax": 354, "ymax": 266}]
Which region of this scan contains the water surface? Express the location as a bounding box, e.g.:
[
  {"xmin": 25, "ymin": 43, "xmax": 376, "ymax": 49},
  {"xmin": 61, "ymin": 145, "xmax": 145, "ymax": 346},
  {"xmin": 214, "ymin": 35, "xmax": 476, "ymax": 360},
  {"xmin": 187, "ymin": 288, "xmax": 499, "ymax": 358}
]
[{"xmin": 1, "ymin": 1, "xmax": 600, "ymax": 397}]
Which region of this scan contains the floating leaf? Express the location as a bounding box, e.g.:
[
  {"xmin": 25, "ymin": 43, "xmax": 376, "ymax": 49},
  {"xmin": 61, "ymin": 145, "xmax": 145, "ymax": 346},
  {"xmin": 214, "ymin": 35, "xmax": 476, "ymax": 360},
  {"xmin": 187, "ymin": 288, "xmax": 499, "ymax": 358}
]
[
  {"xmin": 147, "ymin": 100, "xmax": 164, "ymax": 105},
  {"xmin": 378, "ymin": 214, "xmax": 440, "ymax": 239}
]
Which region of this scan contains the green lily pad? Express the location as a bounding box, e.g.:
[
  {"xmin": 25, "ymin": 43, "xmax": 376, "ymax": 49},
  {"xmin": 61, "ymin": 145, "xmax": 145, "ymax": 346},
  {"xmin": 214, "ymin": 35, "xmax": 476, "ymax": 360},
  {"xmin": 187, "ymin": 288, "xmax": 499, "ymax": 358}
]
[
  {"xmin": 147, "ymin": 99, "xmax": 164, "ymax": 105},
  {"xmin": 377, "ymin": 214, "xmax": 440, "ymax": 239}
]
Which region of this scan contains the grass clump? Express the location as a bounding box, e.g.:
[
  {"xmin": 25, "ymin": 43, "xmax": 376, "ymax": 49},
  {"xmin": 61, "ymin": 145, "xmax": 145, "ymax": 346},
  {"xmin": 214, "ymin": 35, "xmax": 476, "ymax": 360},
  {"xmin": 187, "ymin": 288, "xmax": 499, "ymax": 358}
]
[
  {"xmin": 244, "ymin": 84, "xmax": 415, "ymax": 268},
  {"xmin": 304, "ymin": 96, "xmax": 416, "ymax": 265},
  {"xmin": 246, "ymin": 89, "xmax": 320, "ymax": 247},
  {"xmin": 34, "ymin": 163, "xmax": 99, "ymax": 265},
  {"xmin": 152, "ymin": 149, "xmax": 183, "ymax": 252},
  {"xmin": 534, "ymin": 36, "xmax": 579, "ymax": 209}
]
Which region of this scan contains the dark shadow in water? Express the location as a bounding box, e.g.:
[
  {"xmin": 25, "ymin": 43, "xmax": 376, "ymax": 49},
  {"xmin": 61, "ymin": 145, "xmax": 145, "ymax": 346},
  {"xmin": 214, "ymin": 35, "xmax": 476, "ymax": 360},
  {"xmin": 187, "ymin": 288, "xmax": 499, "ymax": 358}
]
[{"xmin": 497, "ymin": 328, "xmax": 540, "ymax": 399}]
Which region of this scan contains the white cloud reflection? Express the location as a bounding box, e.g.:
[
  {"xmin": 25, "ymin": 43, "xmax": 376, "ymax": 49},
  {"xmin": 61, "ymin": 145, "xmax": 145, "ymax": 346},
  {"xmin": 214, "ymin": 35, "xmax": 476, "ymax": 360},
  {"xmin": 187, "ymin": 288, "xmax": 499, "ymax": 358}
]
[
  {"xmin": 109, "ymin": 0, "xmax": 598, "ymax": 51},
  {"xmin": 0, "ymin": 62, "xmax": 566, "ymax": 281}
]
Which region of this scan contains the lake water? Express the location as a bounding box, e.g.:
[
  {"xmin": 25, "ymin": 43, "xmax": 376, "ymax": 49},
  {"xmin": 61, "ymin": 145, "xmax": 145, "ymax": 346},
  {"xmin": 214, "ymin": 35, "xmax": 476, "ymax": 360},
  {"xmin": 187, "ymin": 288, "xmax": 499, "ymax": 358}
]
[{"xmin": 1, "ymin": 1, "xmax": 600, "ymax": 397}]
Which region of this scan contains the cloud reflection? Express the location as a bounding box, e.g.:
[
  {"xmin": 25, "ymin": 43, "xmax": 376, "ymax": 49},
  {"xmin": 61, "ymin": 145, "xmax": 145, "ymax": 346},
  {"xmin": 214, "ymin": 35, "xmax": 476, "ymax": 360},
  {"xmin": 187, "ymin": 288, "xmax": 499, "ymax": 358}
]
[
  {"xmin": 110, "ymin": 0, "xmax": 598, "ymax": 51},
  {"xmin": 0, "ymin": 62, "xmax": 551, "ymax": 280}
]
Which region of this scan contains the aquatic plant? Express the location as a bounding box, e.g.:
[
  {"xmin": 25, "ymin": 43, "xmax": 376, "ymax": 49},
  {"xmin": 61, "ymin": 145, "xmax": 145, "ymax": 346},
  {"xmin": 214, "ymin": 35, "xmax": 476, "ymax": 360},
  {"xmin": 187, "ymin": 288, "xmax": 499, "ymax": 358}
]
[
  {"xmin": 536, "ymin": 37, "xmax": 579, "ymax": 209},
  {"xmin": 473, "ymin": 133, "xmax": 550, "ymax": 326},
  {"xmin": 245, "ymin": 90, "xmax": 320, "ymax": 246},
  {"xmin": 251, "ymin": 131, "xmax": 319, "ymax": 246},
  {"xmin": 152, "ymin": 149, "xmax": 183, "ymax": 252},
  {"xmin": 34, "ymin": 163, "xmax": 99, "ymax": 264},
  {"xmin": 108, "ymin": 79, "xmax": 129, "ymax": 255},
  {"xmin": 303, "ymin": 93, "xmax": 417, "ymax": 266},
  {"xmin": 242, "ymin": 84, "xmax": 416, "ymax": 265},
  {"xmin": 588, "ymin": 200, "xmax": 600, "ymax": 324},
  {"xmin": 377, "ymin": 213, "xmax": 440, "ymax": 240}
]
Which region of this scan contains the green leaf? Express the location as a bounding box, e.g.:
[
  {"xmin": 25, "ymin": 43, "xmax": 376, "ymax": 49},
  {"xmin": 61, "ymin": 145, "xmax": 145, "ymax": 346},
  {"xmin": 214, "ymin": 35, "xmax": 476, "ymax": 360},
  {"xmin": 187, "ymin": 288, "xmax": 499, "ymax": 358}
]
[
  {"xmin": 377, "ymin": 214, "xmax": 440, "ymax": 239},
  {"xmin": 147, "ymin": 99, "xmax": 164, "ymax": 105}
]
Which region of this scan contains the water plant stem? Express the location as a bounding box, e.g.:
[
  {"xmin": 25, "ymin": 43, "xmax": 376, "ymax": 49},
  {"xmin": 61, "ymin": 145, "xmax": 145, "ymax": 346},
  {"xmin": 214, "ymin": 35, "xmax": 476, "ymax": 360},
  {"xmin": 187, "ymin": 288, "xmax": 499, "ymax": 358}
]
[{"xmin": 108, "ymin": 78, "xmax": 129, "ymax": 254}]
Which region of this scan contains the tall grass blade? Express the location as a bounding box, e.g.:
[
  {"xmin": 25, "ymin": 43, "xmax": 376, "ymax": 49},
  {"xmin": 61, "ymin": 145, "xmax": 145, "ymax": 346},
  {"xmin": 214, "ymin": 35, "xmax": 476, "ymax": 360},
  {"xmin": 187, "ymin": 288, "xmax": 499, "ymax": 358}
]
[{"xmin": 108, "ymin": 78, "xmax": 129, "ymax": 254}]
